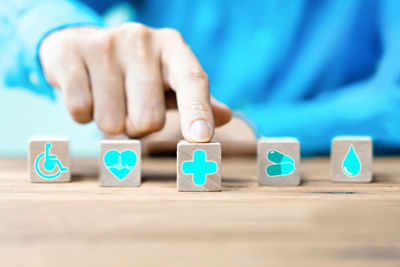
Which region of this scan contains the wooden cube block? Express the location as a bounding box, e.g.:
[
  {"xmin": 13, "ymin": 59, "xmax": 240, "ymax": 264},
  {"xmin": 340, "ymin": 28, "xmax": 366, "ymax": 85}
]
[
  {"xmin": 100, "ymin": 139, "xmax": 141, "ymax": 187},
  {"xmin": 257, "ymin": 137, "xmax": 300, "ymax": 186},
  {"xmin": 331, "ymin": 136, "xmax": 373, "ymax": 183},
  {"xmin": 177, "ymin": 140, "xmax": 221, "ymax": 192},
  {"xmin": 28, "ymin": 137, "xmax": 70, "ymax": 183}
]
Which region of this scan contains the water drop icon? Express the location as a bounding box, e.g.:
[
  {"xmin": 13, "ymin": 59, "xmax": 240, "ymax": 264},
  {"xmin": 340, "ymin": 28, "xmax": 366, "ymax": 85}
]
[{"xmin": 342, "ymin": 145, "xmax": 361, "ymax": 177}]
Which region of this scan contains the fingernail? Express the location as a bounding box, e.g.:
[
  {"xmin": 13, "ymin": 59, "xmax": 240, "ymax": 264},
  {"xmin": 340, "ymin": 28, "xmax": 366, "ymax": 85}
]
[{"xmin": 190, "ymin": 120, "xmax": 212, "ymax": 142}]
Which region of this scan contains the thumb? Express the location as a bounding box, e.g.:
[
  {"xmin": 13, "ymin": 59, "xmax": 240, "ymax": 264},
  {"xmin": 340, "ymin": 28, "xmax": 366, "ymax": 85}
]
[{"xmin": 211, "ymin": 96, "xmax": 232, "ymax": 127}]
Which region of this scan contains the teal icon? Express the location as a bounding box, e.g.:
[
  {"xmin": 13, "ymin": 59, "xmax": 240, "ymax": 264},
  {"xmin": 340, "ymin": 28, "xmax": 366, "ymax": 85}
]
[
  {"xmin": 104, "ymin": 150, "xmax": 137, "ymax": 180},
  {"xmin": 35, "ymin": 143, "xmax": 68, "ymax": 179},
  {"xmin": 342, "ymin": 145, "xmax": 361, "ymax": 177},
  {"xmin": 266, "ymin": 150, "xmax": 295, "ymax": 176},
  {"xmin": 182, "ymin": 150, "xmax": 217, "ymax": 185}
]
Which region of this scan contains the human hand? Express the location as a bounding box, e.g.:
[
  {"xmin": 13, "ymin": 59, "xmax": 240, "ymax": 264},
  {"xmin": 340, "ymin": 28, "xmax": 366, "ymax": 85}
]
[
  {"xmin": 39, "ymin": 23, "xmax": 232, "ymax": 142},
  {"xmin": 142, "ymin": 111, "xmax": 256, "ymax": 156}
]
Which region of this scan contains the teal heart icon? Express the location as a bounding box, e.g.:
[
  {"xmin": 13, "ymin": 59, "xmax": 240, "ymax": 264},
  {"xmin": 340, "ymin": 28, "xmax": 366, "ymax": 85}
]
[{"xmin": 104, "ymin": 150, "xmax": 137, "ymax": 180}]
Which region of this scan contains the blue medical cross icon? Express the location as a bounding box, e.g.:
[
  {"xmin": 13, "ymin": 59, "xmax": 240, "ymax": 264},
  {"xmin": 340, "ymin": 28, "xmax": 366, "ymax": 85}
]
[{"xmin": 182, "ymin": 150, "xmax": 217, "ymax": 185}]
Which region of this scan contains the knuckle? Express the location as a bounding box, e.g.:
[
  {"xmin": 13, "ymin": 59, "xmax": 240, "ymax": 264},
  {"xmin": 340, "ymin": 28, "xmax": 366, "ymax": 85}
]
[
  {"xmin": 56, "ymin": 36, "xmax": 76, "ymax": 51},
  {"xmin": 186, "ymin": 68, "xmax": 208, "ymax": 80},
  {"xmin": 50, "ymin": 31, "xmax": 77, "ymax": 51},
  {"xmin": 187, "ymin": 99, "xmax": 210, "ymax": 115},
  {"xmin": 119, "ymin": 23, "xmax": 153, "ymax": 62},
  {"xmin": 126, "ymin": 111, "xmax": 165, "ymax": 136},
  {"xmin": 90, "ymin": 32, "xmax": 115, "ymax": 55},
  {"xmin": 160, "ymin": 28, "xmax": 184, "ymax": 42},
  {"xmin": 66, "ymin": 101, "xmax": 87, "ymax": 116},
  {"xmin": 182, "ymin": 68, "xmax": 209, "ymax": 85},
  {"xmin": 122, "ymin": 23, "xmax": 152, "ymax": 46},
  {"xmin": 65, "ymin": 95, "xmax": 91, "ymax": 116},
  {"xmin": 96, "ymin": 115, "xmax": 125, "ymax": 134},
  {"xmin": 65, "ymin": 98, "xmax": 92, "ymax": 123},
  {"xmin": 146, "ymin": 112, "xmax": 165, "ymax": 131},
  {"xmin": 134, "ymin": 25, "xmax": 152, "ymax": 43},
  {"xmin": 136, "ymin": 114, "xmax": 164, "ymax": 133}
]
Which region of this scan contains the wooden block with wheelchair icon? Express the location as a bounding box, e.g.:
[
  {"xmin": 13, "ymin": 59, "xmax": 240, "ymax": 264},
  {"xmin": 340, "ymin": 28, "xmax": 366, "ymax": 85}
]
[{"xmin": 28, "ymin": 137, "xmax": 70, "ymax": 183}]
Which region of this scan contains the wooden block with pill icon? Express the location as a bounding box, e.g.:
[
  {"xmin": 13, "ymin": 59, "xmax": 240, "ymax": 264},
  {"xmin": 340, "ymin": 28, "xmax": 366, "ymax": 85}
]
[{"xmin": 257, "ymin": 137, "xmax": 300, "ymax": 186}]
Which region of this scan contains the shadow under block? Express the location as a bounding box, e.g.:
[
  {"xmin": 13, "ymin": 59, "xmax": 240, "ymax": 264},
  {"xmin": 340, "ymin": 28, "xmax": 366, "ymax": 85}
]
[
  {"xmin": 331, "ymin": 136, "xmax": 373, "ymax": 183},
  {"xmin": 100, "ymin": 139, "xmax": 141, "ymax": 187},
  {"xmin": 257, "ymin": 137, "xmax": 300, "ymax": 186},
  {"xmin": 28, "ymin": 137, "xmax": 70, "ymax": 183},
  {"xmin": 177, "ymin": 140, "xmax": 221, "ymax": 192}
]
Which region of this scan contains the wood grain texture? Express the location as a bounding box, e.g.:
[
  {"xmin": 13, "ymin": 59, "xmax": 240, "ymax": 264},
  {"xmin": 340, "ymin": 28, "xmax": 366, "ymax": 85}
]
[
  {"xmin": 28, "ymin": 137, "xmax": 70, "ymax": 183},
  {"xmin": 257, "ymin": 137, "xmax": 300, "ymax": 186},
  {"xmin": 0, "ymin": 156, "xmax": 399, "ymax": 267},
  {"xmin": 177, "ymin": 140, "xmax": 221, "ymax": 191},
  {"xmin": 100, "ymin": 139, "xmax": 141, "ymax": 187},
  {"xmin": 331, "ymin": 136, "xmax": 373, "ymax": 183}
]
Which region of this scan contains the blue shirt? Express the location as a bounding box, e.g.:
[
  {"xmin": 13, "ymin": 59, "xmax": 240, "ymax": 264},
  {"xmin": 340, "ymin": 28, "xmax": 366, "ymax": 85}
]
[{"xmin": 1, "ymin": 0, "xmax": 400, "ymax": 155}]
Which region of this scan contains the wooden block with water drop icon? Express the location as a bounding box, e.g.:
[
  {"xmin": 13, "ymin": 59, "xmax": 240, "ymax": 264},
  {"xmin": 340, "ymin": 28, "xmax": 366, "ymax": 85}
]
[
  {"xmin": 28, "ymin": 137, "xmax": 70, "ymax": 183},
  {"xmin": 257, "ymin": 137, "xmax": 301, "ymax": 186},
  {"xmin": 100, "ymin": 139, "xmax": 141, "ymax": 187},
  {"xmin": 331, "ymin": 136, "xmax": 373, "ymax": 183}
]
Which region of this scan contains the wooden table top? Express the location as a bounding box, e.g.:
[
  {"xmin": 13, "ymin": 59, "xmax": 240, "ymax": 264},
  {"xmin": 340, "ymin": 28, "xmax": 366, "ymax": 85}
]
[{"xmin": 0, "ymin": 157, "xmax": 399, "ymax": 267}]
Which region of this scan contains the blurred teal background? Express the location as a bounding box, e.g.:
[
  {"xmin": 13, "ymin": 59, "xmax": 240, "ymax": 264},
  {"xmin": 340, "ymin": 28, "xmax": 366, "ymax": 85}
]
[
  {"xmin": 0, "ymin": 87, "xmax": 100, "ymax": 157},
  {"xmin": 2, "ymin": 0, "xmax": 400, "ymax": 156}
]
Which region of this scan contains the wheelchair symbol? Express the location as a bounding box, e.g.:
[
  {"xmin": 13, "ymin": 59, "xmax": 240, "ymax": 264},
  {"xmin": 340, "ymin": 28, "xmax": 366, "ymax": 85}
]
[{"xmin": 35, "ymin": 142, "xmax": 68, "ymax": 179}]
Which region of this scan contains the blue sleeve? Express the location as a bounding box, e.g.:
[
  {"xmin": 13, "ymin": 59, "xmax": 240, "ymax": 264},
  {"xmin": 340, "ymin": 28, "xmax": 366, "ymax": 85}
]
[
  {"xmin": 240, "ymin": 0, "xmax": 400, "ymax": 156},
  {"xmin": 0, "ymin": 0, "xmax": 104, "ymax": 99},
  {"xmin": 241, "ymin": 80, "xmax": 400, "ymax": 155}
]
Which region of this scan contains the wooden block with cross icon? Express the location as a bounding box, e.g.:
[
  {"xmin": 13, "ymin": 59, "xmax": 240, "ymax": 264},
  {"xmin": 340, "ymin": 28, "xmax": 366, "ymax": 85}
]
[
  {"xmin": 177, "ymin": 140, "xmax": 221, "ymax": 192},
  {"xmin": 28, "ymin": 137, "xmax": 70, "ymax": 183},
  {"xmin": 331, "ymin": 136, "xmax": 373, "ymax": 183},
  {"xmin": 257, "ymin": 137, "xmax": 300, "ymax": 186},
  {"xmin": 100, "ymin": 139, "xmax": 141, "ymax": 187}
]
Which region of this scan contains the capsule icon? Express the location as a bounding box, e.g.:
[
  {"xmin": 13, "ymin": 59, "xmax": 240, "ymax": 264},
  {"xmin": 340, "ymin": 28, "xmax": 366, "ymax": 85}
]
[{"xmin": 265, "ymin": 149, "xmax": 295, "ymax": 176}]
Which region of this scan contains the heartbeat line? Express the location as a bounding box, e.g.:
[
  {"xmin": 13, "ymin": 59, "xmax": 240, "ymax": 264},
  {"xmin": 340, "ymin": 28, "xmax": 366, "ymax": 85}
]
[{"xmin": 107, "ymin": 156, "xmax": 134, "ymax": 170}]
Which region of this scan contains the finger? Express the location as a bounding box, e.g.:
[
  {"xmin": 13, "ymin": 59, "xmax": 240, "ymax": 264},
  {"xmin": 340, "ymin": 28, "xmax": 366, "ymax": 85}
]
[
  {"xmin": 124, "ymin": 66, "xmax": 166, "ymax": 137},
  {"xmin": 159, "ymin": 29, "xmax": 214, "ymax": 143},
  {"xmin": 83, "ymin": 37, "xmax": 126, "ymax": 134},
  {"xmin": 118, "ymin": 24, "xmax": 165, "ymax": 137},
  {"xmin": 54, "ymin": 55, "xmax": 93, "ymax": 123},
  {"xmin": 165, "ymin": 92, "xmax": 232, "ymax": 127}
]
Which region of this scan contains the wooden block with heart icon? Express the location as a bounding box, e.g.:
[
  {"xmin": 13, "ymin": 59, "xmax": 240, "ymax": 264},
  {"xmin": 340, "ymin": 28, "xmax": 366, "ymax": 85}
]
[
  {"xmin": 257, "ymin": 137, "xmax": 301, "ymax": 186},
  {"xmin": 100, "ymin": 139, "xmax": 141, "ymax": 187}
]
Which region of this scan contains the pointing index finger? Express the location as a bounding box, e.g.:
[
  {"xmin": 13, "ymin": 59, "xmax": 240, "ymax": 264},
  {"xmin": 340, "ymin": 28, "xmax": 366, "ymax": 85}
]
[{"xmin": 159, "ymin": 29, "xmax": 214, "ymax": 143}]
